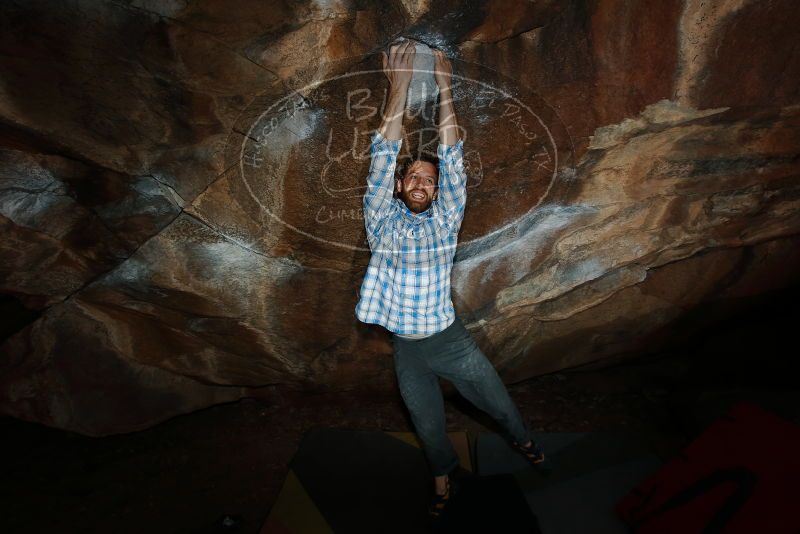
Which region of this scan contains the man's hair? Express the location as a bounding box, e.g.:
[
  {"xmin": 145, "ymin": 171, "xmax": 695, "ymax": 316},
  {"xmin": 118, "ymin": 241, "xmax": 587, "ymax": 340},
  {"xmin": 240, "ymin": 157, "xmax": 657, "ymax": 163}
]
[{"xmin": 396, "ymin": 154, "xmax": 439, "ymax": 182}]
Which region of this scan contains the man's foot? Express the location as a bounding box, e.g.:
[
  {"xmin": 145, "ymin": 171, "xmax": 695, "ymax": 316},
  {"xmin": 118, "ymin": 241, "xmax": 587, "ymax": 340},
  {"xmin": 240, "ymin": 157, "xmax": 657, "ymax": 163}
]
[
  {"xmin": 512, "ymin": 439, "xmax": 545, "ymax": 466},
  {"xmin": 429, "ymin": 477, "xmax": 450, "ymax": 518},
  {"xmin": 428, "ymin": 476, "xmax": 458, "ymax": 519}
]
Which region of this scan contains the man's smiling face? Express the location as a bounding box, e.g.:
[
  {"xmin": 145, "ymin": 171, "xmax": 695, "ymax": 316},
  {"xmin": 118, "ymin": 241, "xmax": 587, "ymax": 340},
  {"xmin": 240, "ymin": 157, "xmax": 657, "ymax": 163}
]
[{"xmin": 396, "ymin": 160, "xmax": 438, "ymax": 213}]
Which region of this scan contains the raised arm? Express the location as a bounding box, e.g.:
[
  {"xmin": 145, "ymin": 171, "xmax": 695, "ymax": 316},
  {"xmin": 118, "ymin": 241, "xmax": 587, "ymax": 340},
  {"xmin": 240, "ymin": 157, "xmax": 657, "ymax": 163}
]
[
  {"xmin": 434, "ymin": 49, "xmax": 459, "ymax": 146},
  {"xmin": 363, "ymin": 41, "xmax": 415, "ymax": 246},
  {"xmin": 432, "ymin": 49, "xmax": 466, "ymax": 234},
  {"xmin": 379, "ymin": 40, "xmax": 415, "ymax": 141}
]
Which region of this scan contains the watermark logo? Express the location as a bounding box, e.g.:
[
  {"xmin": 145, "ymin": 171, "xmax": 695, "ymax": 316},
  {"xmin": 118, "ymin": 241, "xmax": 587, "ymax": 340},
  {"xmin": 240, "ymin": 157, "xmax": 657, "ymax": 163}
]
[{"xmin": 229, "ymin": 48, "xmax": 570, "ymax": 253}]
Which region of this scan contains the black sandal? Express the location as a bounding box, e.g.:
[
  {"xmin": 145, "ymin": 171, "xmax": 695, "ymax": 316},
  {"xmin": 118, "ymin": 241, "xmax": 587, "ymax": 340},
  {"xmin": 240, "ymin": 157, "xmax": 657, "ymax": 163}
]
[
  {"xmin": 512, "ymin": 440, "xmax": 545, "ymax": 465},
  {"xmin": 428, "ymin": 477, "xmax": 455, "ymax": 518}
]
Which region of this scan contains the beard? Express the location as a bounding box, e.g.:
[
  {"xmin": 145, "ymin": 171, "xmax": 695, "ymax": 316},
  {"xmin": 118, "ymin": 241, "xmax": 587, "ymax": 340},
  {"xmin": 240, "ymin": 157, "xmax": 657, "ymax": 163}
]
[{"xmin": 401, "ymin": 189, "xmax": 432, "ymax": 213}]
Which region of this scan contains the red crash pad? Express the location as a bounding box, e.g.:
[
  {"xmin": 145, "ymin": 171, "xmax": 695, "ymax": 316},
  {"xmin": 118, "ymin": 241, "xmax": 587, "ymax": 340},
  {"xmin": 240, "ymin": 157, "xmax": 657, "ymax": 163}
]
[{"xmin": 616, "ymin": 400, "xmax": 800, "ymax": 533}]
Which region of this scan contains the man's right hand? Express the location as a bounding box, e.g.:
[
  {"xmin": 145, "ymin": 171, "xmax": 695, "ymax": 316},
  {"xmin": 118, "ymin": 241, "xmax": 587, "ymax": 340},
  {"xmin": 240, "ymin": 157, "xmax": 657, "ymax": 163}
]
[
  {"xmin": 382, "ymin": 40, "xmax": 416, "ymax": 89},
  {"xmin": 378, "ymin": 40, "xmax": 415, "ymax": 141}
]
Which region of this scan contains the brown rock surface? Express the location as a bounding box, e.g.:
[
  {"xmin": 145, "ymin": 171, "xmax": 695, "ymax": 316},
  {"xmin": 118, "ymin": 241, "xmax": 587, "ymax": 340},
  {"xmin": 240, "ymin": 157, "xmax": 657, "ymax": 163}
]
[{"xmin": 1, "ymin": 0, "xmax": 798, "ymax": 435}]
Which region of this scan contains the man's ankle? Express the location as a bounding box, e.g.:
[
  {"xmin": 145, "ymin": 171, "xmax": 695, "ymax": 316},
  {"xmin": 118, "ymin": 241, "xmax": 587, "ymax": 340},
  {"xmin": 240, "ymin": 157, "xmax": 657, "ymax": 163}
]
[{"xmin": 434, "ymin": 474, "xmax": 449, "ymax": 494}]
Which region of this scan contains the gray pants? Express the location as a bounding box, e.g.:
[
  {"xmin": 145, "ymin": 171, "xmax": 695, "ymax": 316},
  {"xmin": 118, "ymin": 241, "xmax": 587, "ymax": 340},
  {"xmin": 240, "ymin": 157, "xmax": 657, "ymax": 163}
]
[{"xmin": 391, "ymin": 315, "xmax": 532, "ymax": 476}]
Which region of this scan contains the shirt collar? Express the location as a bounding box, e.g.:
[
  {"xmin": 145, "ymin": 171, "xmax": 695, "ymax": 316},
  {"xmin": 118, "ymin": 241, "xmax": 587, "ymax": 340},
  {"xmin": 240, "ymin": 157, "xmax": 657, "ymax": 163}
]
[{"xmin": 396, "ymin": 197, "xmax": 433, "ymax": 224}]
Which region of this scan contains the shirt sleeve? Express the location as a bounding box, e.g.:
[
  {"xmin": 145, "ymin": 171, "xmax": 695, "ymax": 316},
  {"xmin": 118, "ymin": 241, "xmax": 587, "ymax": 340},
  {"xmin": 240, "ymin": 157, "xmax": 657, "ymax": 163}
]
[
  {"xmin": 363, "ymin": 130, "xmax": 402, "ymax": 247},
  {"xmin": 432, "ymin": 139, "xmax": 467, "ymax": 234}
]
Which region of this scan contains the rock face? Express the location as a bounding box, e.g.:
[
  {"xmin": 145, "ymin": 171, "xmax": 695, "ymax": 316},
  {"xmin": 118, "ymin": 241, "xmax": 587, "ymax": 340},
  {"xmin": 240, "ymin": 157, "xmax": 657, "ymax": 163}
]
[{"xmin": 1, "ymin": 0, "xmax": 799, "ymax": 435}]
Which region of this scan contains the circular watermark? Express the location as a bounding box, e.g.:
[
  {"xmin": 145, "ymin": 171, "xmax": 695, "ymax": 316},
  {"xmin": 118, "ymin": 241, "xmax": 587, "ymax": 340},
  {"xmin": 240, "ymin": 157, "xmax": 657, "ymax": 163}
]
[{"xmin": 228, "ymin": 47, "xmax": 572, "ymax": 255}]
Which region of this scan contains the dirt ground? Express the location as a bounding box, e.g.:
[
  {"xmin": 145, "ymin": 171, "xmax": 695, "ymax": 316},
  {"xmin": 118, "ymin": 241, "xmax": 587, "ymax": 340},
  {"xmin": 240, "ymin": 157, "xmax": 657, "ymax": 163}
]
[{"xmin": 3, "ymin": 288, "xmax": 799, "ymax": 533}]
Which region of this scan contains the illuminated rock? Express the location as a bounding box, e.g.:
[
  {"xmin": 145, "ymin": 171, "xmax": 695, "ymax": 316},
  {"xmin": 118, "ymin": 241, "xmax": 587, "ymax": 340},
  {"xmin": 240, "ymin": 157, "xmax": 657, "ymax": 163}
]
[{"xmin": 1, "ymin": 0, "xmax": 798, "ymax": 435}]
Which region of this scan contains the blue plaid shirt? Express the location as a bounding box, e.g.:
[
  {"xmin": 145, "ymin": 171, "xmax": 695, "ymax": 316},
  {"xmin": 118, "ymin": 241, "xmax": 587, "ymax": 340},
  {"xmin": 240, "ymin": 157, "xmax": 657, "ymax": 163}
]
[{"xmin": 355, "ymin": 130, "xmax": 467, "ymax": 335}]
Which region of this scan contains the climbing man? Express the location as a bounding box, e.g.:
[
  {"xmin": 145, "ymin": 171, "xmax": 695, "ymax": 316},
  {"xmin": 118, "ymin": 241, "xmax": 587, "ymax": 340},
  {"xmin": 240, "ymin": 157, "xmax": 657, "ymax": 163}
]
[{"xmin": 355, "ymin": 40, "xmax": 546, "ymax": 518}]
